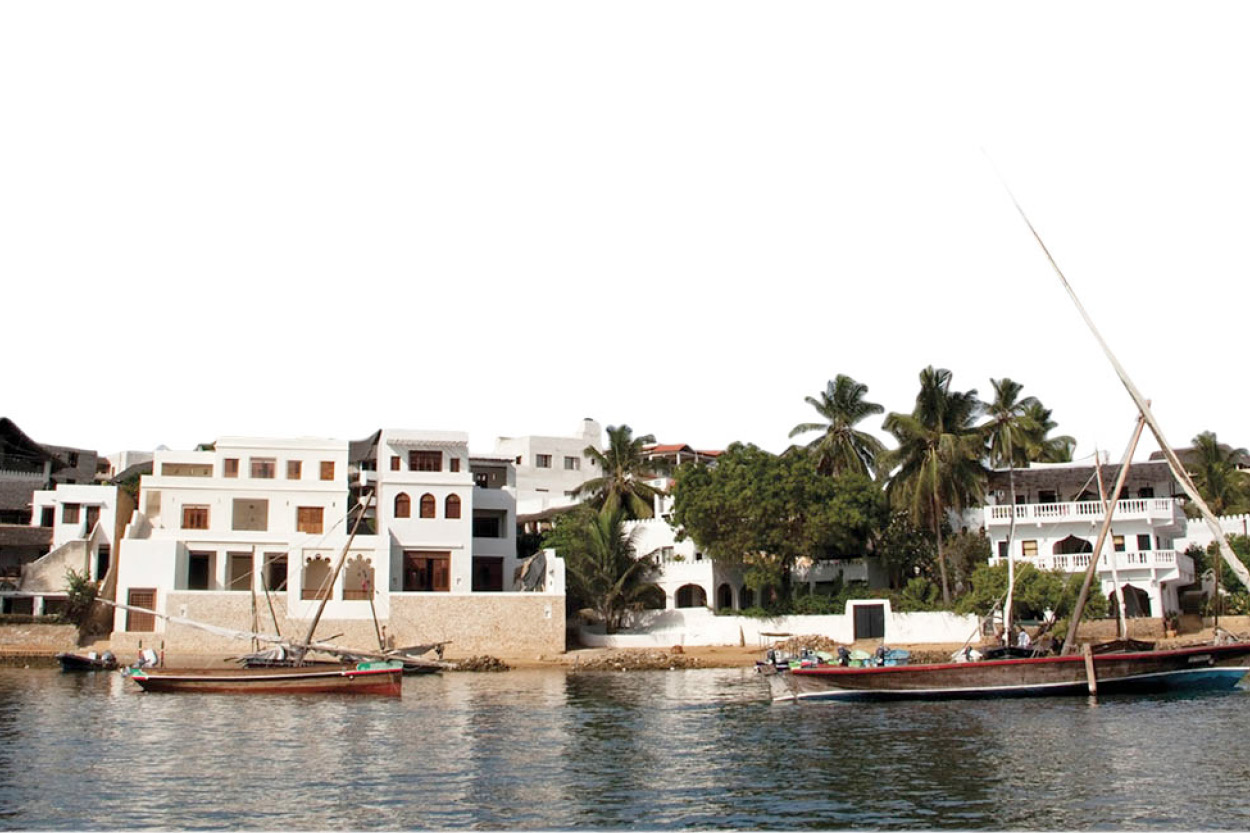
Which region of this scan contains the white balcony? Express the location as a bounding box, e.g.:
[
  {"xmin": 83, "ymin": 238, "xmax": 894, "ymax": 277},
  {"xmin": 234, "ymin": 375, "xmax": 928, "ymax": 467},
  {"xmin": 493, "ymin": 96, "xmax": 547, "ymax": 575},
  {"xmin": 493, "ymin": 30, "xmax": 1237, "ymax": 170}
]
[
  {"xmin": 986, "ymin": 498, "xmax": 1184, "ymax": 530},
  {"xmin": 1008, "ymin": 548, "xmax": 1193, "ymax": 585}
]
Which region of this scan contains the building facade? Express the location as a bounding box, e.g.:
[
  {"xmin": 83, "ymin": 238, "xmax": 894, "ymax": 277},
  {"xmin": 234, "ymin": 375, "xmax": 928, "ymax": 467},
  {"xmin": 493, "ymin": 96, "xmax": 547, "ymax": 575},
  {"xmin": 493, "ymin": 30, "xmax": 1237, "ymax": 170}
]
[{"xmin": 982, "ymin": 457, "xmax": 1194, "ymax": 618}]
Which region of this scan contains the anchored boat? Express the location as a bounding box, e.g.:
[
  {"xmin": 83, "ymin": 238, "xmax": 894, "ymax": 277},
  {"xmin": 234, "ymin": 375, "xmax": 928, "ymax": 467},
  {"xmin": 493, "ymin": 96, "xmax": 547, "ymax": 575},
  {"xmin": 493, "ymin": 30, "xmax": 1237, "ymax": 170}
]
[{"xmin": 762, "ymin": 640, "xmax": 1250, "ymax": 702}]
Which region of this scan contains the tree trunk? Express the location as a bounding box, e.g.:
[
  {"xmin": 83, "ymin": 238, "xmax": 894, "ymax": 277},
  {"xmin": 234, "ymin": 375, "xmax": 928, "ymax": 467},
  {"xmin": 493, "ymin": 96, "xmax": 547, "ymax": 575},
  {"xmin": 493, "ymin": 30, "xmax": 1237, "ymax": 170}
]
[{"xmin": 934, "ymin": 492, "xmax": 950, "ymax": 605}]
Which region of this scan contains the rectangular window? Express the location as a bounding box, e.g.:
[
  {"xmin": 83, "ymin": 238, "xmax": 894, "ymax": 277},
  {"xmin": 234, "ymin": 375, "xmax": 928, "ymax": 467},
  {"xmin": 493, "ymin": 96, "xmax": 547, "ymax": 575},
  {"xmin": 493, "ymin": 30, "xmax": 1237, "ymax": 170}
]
[
  {"xmin": 473, "ymin": 514, "xmax": 502, "ymax": 539},
  {"xmin": 188, "ymin": 552, "xmax": 212, "ymax": 590},
  {"xmin": 1021, "ymin": 540, "xmax": 1038, "ymax": 557},
  {"xmin": 232, "ymin": 499, "xmax": 269, "ymax": 532},
  {"xmin": 250, "ymin": 458, "xmax": 276, "ymax": 479},
  {"xmin": 320, "ymin": 461, "xmax": 335, "ymax": 481},
  {"xmin": 224, "ymin": 458, "xmax": 239, "ymax": 478},
  {"xmin": 409, "ymin": 451, "xmax": 441, "ymax": 472},
  {"xmin": 126, "ymin": 588, "xmax": 156, "ymax": 632},
  {"xmin": 228, "ymin": 552, "xmax": 253, "ymax": 591},
  {"xmin": 1113, "ymin": 535, "xmax": 1125, "ymax": 552},
  {"xmin": 40, "ymin": 507, "xmax": 54, "ymax": 527},
  {"xmin": 62, "ymin": 504, "xmax": 80, "ymax": 524},
  {"xmin": 564, "ymin": 456, "xmax": 580, "ymax": 471},
  {"xmin": 391, "ymin": 455, "xmax": 401, "ymax": 471},
  {"xmin": 449, "ymin": 457, "xmax": 461, "ymax": 473},
  {"xmin": 997, "ymin": 541, "xmax": 1008, "ymax": 559},
  {"xmin": 182, "ymin": 505, "xmax": 210, "ymax": 530},
  {"xmin": 536, "ymin": 454, "xmax": 552, "ymax": 468},
  {"xmin": 84, "ymin": 506, "xmax": 100, "ymax": 530},
  {"xmin": 297, "ymin": 506, "xmax": 324, "ymax": 534},
  {"xmin": 263, "ymin": 553, "xmax": 288, "ymax": 592},
  {"xmin": 1037, "ymin": 490, "xmax": 1057, "ymax": 504},
  {"xmin": 1137, "ymin": 533, "xmax": 1152, "ymax": 551},
  {"xmin": 287, "ymin": 460, "xmax": 302, "ymax": 480}
]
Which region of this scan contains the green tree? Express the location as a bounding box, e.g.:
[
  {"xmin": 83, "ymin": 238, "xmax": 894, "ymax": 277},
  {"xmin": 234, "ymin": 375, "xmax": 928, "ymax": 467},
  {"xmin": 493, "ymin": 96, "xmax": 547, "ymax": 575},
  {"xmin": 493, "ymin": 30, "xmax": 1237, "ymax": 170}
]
[
  {"xmin": 980, "ymin": 377, "xmax": 1040, "ymax": 628},
  {"xmin": 788, "ymin": 374, "xmax": 886, "ymax": 477},
  {"xmin": 874, "ymin": 510, "xmax": 937, "ymax": 589},
  {"xmin": 955, "ymin": 561, "xmax": 1108, "ymax": 621},
  {"xmin": 544, "ymin": 506, "xmax": 659, "ymax": 634},
  {"xmin": 1019, "ymin": 401, "xmax": 1076, "ymax": 463},
  {"xmin": 1185, "ymin": 431, "xmax": 1250, "ymax": 517},
  {"xmin": 63, "ymin": 568, "xmax": 99, "ymax": 629},
  {"xmin": 572, "ymin": 424, "xmax": 666, "ymax": 519},
  {"xmin": 672, "ymin": 443, "xmax": 886, "ymax": 607},
  {"xmin": 882, "ymin": 366, "xmax": 987, "ymax": 605},
  {"xmin": 944, "ymin": 527, "xmax": 992, "ymax": 597}
]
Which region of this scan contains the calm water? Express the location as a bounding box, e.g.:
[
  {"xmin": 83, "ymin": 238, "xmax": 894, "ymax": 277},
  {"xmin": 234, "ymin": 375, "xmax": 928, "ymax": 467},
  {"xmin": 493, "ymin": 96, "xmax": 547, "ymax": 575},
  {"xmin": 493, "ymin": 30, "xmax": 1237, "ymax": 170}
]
[{"xmin": 2, "ymin": 666, "xmax": 1250, "ymax": 830}]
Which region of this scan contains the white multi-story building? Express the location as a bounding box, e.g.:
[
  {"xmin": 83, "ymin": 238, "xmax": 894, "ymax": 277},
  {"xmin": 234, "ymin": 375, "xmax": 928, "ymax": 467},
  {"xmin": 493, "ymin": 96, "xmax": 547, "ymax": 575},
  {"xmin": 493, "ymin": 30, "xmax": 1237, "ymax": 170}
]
[
  {"xmin": 494, "ymin": 418, "xmax": 602, "ymax": 516},
  {"xmin": 982, "ymin": 456, "xmax": 1194, "ymax": 618},
  {"xmin": 112, "ymin": 431, "xmax": 528, "ymax": 645}
]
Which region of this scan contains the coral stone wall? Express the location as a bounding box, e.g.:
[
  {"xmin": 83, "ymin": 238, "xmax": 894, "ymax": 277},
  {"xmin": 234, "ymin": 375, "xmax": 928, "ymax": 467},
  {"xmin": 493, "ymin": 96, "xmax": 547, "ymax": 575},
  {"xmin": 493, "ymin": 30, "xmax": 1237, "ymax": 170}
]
[{"xmin": 108, "ymin": 592, "xmax": 565, "ymax": 659}]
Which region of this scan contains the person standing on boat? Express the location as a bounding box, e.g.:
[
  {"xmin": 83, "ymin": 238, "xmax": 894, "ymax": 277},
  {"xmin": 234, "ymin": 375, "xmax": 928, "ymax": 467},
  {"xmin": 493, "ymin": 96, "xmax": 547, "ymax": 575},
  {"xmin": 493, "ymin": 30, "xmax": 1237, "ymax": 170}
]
[{"xmin": 1017, "ymin": 628, "xmax": 1032, "ymax": 649}]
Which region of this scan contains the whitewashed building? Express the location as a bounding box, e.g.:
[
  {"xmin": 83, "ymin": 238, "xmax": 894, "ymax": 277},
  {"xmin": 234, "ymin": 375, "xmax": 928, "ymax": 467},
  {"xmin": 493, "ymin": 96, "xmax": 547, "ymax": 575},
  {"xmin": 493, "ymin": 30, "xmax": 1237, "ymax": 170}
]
[
  {"xmin": 982, "ymin": 456, "xmax": 1194, "ymax": 619},
  {"xmin": 495, "ymin": 418, "xmax": 602, "ymax": 517},
  {"xmin": 109, "ymin": 432, "xmax": 560, "ymax": 655}
]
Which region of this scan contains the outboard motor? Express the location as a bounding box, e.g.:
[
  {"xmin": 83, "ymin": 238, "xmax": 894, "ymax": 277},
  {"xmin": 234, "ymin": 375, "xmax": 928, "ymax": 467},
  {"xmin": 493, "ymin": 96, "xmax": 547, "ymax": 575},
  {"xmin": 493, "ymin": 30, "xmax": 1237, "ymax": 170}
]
[{"xmin": 837, "ymin": 646, "xmax": 850, "ymax": 667}]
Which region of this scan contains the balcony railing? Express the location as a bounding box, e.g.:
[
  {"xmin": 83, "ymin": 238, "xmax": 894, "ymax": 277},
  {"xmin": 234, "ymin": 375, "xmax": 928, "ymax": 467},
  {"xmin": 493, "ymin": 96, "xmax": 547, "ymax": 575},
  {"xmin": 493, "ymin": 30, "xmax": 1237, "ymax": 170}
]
[
  {"xmin": 1015, "ymin": 549, "xmax": 1191, "ymax": 580},
  {"xmin": 987, "ymin": 498, "xmax": 1180, "ymax": 525}
]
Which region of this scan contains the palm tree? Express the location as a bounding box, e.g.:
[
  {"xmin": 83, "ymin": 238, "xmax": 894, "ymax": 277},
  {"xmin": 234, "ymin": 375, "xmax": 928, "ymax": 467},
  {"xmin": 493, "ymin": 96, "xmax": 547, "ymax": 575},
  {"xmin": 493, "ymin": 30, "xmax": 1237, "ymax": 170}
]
[
  {"xmin": 980, "ymin": 377, "xmax": 1041, "ymax": 635},
  {"xmin": 788, "ymin": 374, "xmax": 886, "ymax": 477},
  {"xmin": 882, "ymin": 367, "xmax": 987, "ymax": 604},
  {"xmin": 551, "ymin": 506, "xmax": 659, "ymax": 634},
  {"xmin": 572, "ymin": 424, "xmax": 666, "ymax": 519},
  {"xmin": 1019, "ymin": 401, "xmax": 1076, "ymax": 463},
  {"xmin": 1187, "ymin": 431, "xmax": 1250, "ymax": 516}
]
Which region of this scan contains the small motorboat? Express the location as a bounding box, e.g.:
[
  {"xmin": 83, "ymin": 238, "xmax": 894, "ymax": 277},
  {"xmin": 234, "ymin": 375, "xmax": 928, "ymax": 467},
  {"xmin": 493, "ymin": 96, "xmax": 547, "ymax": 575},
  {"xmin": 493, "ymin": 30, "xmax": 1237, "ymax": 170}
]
[{"xmin": 56, "ymin": 651, "xmax": 118, "ymax": 672}]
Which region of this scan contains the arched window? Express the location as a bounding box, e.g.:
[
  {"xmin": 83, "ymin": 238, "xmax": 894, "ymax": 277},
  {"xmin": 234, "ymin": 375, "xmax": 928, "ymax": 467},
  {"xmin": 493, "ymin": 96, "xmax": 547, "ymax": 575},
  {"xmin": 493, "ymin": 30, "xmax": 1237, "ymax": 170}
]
[
  {"xmin": 676, "ymin": 584, "xmax": 707, "ymax": 608},
  {"xmin": 445, "ymin": 494, "xmax": 461, "ymax": 520},
  {"xmin": 394, "ymin": 492, "xmax": 411, "ymax": 519},
  {"xmin": 420, "ymin": 493, "xmax": 436, "ymax": 519}
]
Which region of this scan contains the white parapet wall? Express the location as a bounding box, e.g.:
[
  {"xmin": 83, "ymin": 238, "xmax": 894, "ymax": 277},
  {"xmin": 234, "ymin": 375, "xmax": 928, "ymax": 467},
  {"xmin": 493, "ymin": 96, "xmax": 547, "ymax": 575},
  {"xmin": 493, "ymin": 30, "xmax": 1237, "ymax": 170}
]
[{"xmin": 577, "ymin": 602, "xmax": 980, "ymax": 648}]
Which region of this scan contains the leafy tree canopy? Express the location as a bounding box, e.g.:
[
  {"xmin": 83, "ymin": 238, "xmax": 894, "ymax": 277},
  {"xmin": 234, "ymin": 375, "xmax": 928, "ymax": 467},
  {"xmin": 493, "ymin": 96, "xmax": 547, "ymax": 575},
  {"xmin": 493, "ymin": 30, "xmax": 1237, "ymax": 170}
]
[
  {"xmin": 572, "ymin": 424, "xmax": 666, "ymax": 519},
  {"xmin": 671, "ymin": 443, "xmax": 886, "ymax": 599},
  {"xmin": 955, "ymin": 561, "xmax": 1108, "ymax": 621}
]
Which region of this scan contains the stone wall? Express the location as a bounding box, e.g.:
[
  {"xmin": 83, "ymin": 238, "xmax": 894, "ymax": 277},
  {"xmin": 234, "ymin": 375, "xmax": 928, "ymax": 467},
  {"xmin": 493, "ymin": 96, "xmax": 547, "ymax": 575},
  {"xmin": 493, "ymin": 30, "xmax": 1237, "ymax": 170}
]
[
  {"xmin": 0, "ymin": 623, "xmax": 80, "ymax": 650},
  {"xmin": 108, "ymin": 592, "xmax": 566, "ymax": 659}
]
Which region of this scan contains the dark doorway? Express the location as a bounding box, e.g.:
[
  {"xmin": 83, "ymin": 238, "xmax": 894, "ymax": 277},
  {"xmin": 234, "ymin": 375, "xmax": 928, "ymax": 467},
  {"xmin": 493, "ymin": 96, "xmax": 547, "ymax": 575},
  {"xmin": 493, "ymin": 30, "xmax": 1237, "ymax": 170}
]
[
  {"xmin": 472, "ymin": 557, "xmax": 503, "ymax": 592},
  {"xmin": 853, "ymin": 603, "xmax": 886, "ymax": 640}
]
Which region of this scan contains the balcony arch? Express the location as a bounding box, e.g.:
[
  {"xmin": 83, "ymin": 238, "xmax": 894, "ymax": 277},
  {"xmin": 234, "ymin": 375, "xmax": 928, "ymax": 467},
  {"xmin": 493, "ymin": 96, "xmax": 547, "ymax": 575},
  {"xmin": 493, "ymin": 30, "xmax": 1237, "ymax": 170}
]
[
  {"xmin": 716, "ymin": 583, "xmax": 734, "ymax": 610},
  {"xmin": 1053, "ymin": 535, "xmax": 1093, "ymax": 555}
]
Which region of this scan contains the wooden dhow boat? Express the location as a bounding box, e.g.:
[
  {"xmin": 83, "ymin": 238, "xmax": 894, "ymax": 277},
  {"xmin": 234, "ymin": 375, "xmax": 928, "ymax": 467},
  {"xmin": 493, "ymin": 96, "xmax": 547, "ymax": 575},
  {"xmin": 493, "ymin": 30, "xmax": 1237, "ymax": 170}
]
[
  {"xmin": 127, "ymin": 659, "xmax": 403, "ymax": 696},
  {"xmin": 762, "ymin": 639, "xmax": 1250, "ymax": 702},
  {"xmin": 763, "ymin": 185, "xmax": 1250, "ymax": 703}
]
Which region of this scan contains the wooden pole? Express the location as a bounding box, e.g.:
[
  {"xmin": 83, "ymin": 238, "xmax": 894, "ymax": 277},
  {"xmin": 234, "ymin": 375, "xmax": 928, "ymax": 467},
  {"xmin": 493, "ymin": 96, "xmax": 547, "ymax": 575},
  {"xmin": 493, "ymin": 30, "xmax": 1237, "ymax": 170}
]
[
  {"xmin": 1083, "ymin": 642, "xmax": 1098, "ymax": 696},
  {"xmin": 1061, "ymin": 415, "xmax": 1146, "ymax": 655},
  {"xmin": 298, "ymin": 489, "xmax": 376, "ymax": 656},
  {"xmin": 1094, "ymin": 449, "xmax": 1129, "ymax": 641}
]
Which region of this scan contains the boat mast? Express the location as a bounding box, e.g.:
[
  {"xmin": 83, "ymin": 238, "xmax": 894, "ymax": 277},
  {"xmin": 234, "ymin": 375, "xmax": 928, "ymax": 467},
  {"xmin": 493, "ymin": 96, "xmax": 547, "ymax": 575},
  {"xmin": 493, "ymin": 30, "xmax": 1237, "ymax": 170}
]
[
  {"xmin": 1003, "ymin": 186, "xmax": 1250, "ymax": 594},
  {"xmin": 294, "ymin": 489, "xmax": 377, "ymax": 660},
  {"xmin": 1061, "ymin": 417, "xmax": 1143, "ymax": 655},
  {"xmin": 1094, "ymin": 448, "xmax": 1130, "ymax": 640}
]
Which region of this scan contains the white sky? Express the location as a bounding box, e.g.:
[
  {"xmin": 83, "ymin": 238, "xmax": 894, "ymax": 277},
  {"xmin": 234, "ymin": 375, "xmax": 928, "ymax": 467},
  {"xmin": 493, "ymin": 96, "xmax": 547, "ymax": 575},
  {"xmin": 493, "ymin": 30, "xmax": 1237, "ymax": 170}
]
[{"xmin": 4, "ymin": 2, "xmax": 1249, "ymax": 462}]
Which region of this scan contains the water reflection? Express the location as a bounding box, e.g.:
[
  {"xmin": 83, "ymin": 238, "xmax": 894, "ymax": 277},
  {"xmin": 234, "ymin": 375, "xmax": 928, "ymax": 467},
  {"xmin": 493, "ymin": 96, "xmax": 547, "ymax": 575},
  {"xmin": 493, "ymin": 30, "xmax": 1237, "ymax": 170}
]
[{"xmin": 0, "ymin": 667, "xmax": 1248, "ymax": 830}]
